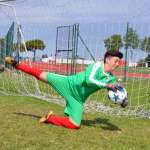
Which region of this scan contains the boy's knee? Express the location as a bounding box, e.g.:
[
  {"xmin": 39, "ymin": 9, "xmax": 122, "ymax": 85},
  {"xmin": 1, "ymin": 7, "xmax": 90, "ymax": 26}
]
[
  {"xmin": 39, "ymin": 72, "xmax": 48, "ymax": 82},
  {"xmin": 69, "ymin": 117, "xmax": 81, "ymax": 129},
  {"xmin": 74, "ymin": 125, "xmax": 80, "ymax": 129}
]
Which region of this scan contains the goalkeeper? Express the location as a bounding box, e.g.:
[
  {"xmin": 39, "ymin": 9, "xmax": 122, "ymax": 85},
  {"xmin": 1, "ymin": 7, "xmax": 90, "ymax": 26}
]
[{"xmin": 5, "ymin": 50, "xmax": 124, "ymax": 129}]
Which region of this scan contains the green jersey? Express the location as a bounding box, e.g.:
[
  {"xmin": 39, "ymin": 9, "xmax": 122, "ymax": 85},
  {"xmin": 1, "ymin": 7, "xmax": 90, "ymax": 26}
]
[{"xmin": 68, "ymin": 61, "xmax": 116, "ymax": 102}]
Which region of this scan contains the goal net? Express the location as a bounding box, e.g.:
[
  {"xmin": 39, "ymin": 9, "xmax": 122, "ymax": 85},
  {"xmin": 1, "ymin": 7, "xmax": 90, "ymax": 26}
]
[{"xmin": 0, "ymin": 1, "xmax": 150, "ymax": 119}]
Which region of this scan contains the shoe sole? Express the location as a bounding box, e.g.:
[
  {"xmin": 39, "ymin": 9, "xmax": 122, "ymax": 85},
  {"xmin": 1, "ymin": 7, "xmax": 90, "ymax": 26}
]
[
  {"xmin": 5, "ymin": 57, "xmax": 14, "ymax": 65},
  {"xmin": 39, "ymin": 111, "xmax": 54, "ymax": 123},
  {"xmin": 39, "ymin": 117, "xmax": 47, "ymax": 123}
]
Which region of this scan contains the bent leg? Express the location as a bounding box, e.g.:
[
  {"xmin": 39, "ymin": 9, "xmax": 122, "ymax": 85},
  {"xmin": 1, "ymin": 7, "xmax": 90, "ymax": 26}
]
[
  {"xmin": 44, "ymin": 74, "xmax": 83, "ymax": 128},
  {"xmin": 64, "ymin": 96, "xmax": 84, "ymax": 126},
  {"xmin": 47, "ymin": 115, "xmax": 80, "ymax": 129}
]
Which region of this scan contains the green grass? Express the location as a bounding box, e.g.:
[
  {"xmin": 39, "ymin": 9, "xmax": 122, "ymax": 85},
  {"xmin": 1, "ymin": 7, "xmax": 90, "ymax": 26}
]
[
  {"xmin": 0, "ymin": 95, "xmax": 150, "ymax": 150},
  {"xmin": 0, "ymin": 69, "xmax": 150, "ymax": 149}
]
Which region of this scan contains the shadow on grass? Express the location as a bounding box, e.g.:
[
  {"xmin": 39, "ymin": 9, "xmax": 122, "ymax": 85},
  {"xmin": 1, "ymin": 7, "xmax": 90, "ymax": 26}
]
[
  {"xmin": 13, "ymin": 112, "xmax": 121, "ymax": 131},
  {"xmin": 82, "ymin": 118, "xmax": 121, "ymax": 131},
  {"xmin": 13, "ymin": 112, "xmax": 41, "ymax": 119}
]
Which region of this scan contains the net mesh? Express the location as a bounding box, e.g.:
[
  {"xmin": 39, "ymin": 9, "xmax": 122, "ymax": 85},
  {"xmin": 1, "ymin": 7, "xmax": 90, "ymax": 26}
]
[{"xmin": 0, "ymin": 0, "xmax": 150, "ymax": 119}]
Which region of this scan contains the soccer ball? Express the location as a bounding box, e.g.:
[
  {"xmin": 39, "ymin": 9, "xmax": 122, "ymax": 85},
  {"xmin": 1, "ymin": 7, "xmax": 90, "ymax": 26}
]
[{"xmin": 108, "ymin": 85, "xmax": 128, "ymax": 106}]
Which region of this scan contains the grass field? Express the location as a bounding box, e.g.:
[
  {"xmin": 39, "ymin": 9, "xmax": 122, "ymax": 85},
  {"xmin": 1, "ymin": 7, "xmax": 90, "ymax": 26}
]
[
  {"xmin": 0, "ymin": 95, "xmax": 150, "ymax": 150},
  {"xmin": 0, "ymin": 67, "xmax": 150, "ymax": 150}
]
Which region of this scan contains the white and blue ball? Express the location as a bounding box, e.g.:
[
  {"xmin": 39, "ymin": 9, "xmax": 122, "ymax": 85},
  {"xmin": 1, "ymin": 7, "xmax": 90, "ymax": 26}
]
[{"xmin": 108, "ymin": 86, "xmax": 128, "ymax": 105}]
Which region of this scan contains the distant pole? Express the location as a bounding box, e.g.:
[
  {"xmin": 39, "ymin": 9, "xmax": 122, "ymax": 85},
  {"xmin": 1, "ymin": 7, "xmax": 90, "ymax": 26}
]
[
  {"xmin": 124, "ymin": 22, "xmax": 129, "ymax": 82},
  {"xmin": 71, "ymin": 24, "xmax": 79, "ymax": 74}
]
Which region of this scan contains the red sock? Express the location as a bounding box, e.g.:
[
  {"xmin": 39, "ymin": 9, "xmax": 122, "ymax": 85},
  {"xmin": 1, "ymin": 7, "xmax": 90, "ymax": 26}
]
[
  {"xmin": 15, "ymin": 63, "xmax": 42, "ymax": 80},
  {"xmin": 47, "ymin": 115, "xmax": 80, "ymax": 129}
]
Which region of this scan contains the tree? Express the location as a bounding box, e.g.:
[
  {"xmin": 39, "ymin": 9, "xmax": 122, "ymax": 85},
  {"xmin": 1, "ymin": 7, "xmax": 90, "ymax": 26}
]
[
  {"xmin": 104, "ymin": 34, "xmax": 123, "ymax": 51},
  {"xmin": 137, "ymin": 59, "xmax": 145, "ymax": 67},
  {"xmin": 123, "ymin": 27, "xmax": 139, "ymax": 61},
  {"xmin": 0, "ymin": 38, "xmax": 5, "ymax": 51},
  {"xmin": 145, "ymin": 54, "xmax": 150, "ymax": 67},
  {"xmin": 140, "ymin": 37, "xmax": 150, "ymax": 53},
  {"xmin": 124, "ymin": 27, "xmax": 139, "ymax": 49},
  {"xmin": 25, "ymin": 39, "xmax": 46, "ymax": 61},
  {"xmin": 0, "ymin": 38, "xmax": 5, "ymax": 64},
  {"xmin": 145, "ymin": 54, "xmax": 150, "ymax": 62},
  {"xmin": 42, "ymin": 54, "xmax": 48, "ymax": 58},
  {"xmin": 137, "ymin": 55, "xmax": 150, "ymax": 67}
]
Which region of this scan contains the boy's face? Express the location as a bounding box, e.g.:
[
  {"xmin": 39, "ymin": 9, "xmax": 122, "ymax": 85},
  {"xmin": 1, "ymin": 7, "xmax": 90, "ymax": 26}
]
[{"xmin": 105, "ymin": 56, "xmax": 120, "ymax": 71}]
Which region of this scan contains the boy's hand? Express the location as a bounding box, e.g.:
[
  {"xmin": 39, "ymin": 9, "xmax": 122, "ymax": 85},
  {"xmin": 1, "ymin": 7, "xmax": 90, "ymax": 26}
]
[{"xmin": 106, "ymin": 84, "xmax": 119, "ymax": 92}]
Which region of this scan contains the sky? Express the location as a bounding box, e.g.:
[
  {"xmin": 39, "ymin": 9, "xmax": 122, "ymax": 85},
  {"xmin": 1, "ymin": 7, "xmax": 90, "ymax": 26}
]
[
  {"xmin": 0, "ymin": 0, "xmax": 150, "ymax": 62},
  {"xmin": 10, "ymin": 0, "xmax": 150, "ymax": 24},
  {"xmin": 1, "ymin": 0, "xmax": 148, "ymax": 24}
]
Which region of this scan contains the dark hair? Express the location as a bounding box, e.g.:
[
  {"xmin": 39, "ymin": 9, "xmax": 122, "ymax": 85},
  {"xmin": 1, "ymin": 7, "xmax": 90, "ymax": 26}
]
[{"xmin": 104, "ymin": 50, "xmax": 123, "ymax": 63}]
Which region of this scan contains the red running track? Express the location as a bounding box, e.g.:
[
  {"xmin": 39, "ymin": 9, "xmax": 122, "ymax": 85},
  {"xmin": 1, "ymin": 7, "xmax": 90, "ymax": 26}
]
[{"xmin": 112, "ymin": 71, "xmax": 150, "ymax": 79}]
